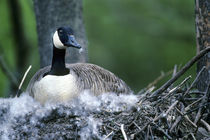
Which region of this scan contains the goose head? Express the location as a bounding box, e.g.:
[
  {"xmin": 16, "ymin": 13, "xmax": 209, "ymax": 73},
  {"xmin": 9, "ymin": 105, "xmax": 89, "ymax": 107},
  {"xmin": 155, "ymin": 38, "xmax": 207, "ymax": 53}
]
[{"xmin": 53, "ymin": 27, "xmax": 81, "ymax": 49}]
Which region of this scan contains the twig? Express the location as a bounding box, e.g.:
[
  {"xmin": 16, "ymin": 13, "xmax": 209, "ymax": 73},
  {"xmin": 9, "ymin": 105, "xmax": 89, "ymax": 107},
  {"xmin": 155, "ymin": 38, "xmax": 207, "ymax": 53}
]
[
  {"xmin": 184, "ymin": 115, "xmax": 197, "ymax": 128},
  {"xmin": 106, "ymin": 125, "xmax": 118, "ymax": 131},
  {"xmin": 170, "ymin": 99, "xmax": 204, "ymax": 132},
  {"xmin": 189, "ymin": 90, "xmax": 205, "ymax": 96},
  {"xmin": 161, "ymin": 76, "xmax": 192, "ymax": 101},
  {"xmin": 166, "ymin": 101, "xmax": 179, "ymax": 116},
  {"xmin": 135, "ymin": 122, "xmax": 150, "ymax": 134},
  {"xmin": 103, "ymin": 131, "xmax": 113, "ymax": 140},
  {"xmin": 120, "ymin": 124, "xmax": 127, "ymax": 140},
  {"xmin": 184, "ymin": 102, "xmax": 210, "ymax": 116},
  {"xmin": 200, "ymin": 119, "xmax": 210, "ymax": 132},
  {"xmin": 133, "ymin": 121, "xmax": 141, "ymax": 130},
  {"xmin": 16, "ymin": 65, "xmax": 32, "ymax": 97},
  {"xmin": 170, "ymin": 102, "xmax": 185, "ymax": 132},
  {"xmin": 172, "ymin": 64, "xmax": 177, "ymax": 77},
  {"xmin": 18, "ymin": 65, "xmax": 32, "ymax": 90},
  {"xmin": 185, "ymin": 97, "xmax": 202, "ymax": 111},
  {"xmin": 154, "ymin": 100, "xmax": 179, "ymax": 122},
  {"xmin": 151, "ymin": 47, "xmax": 210, "ymax": 99},
  {"xmin": 194, "ymin": 107, "xmax": 202, "ymax": 125},
  {"xmin": 138, "ymin": 86, "xmax": 155, "ymax": 104},
  {"xmin": 153, "ymin": 76, "xmax": 191, "ymax": 106},
  {"xmin": 194, "ymin": 85, "xmax": 209, "ymax": 124},
  {"xmin": 135, "ymin": 100, "xmax": 179, "ymax": 135},
  {"xmin": 190, "ymin": 133, "xmax": 196, "ymax": 140},
  {"xmin": 169, "ymin": 76, "xmax": 192, "ymax": 93},
  {"xmin": 168, "ymin": 65, "xmax": 177, "ymax": 89},
  {"xmin": 189, "ymin": 91, "xmax": 205, "ymax": 95},
  {"xmin": 149, "ymin": 125, "xmax": 154, "ymax": 140},
  {"xmin": 185, "ymin": 98, "xmax": 200, "ymax": 101},
  {"xmin": 146, "ymin": 125, "xmax": 150, "ymax": 140},
  {"xmin": 153, "ymin": 123, "xmax": 172, "ymax": 140},
  {"xmin": 170, "ymin": 116, "xmax": 182, "ymax": 133},
  {"xmin": 176, "ymin": 108, "xmax": 197, "ymax": 128},
  {"xmin": 184, "ymin": 66, "xmax": 206, "ymax": 97},
  {"xmin": 146, "ymin": 70, "xmax": 173, "ymax": 89}
]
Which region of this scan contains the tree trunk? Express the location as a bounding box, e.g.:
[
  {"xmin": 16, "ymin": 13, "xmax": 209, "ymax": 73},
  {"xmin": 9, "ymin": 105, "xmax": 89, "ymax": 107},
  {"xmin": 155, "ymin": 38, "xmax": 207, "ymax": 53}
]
[
  {"xmin": 33, "ymin": 0, "xmax": 88, "ymax": 68},
  {"xmin": 195, "ymin": 0, "xmax": 210, "ymax": 92}
]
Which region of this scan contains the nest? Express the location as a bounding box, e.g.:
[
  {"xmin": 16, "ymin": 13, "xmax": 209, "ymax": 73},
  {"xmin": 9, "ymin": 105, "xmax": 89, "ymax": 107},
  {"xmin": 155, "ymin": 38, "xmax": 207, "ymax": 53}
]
[
  {"xmin": 0, "ymin": 48, "xmax": 209, "ymax": 139},
  {"xmin": 94, "ymin": 75, "xmax": 210, "ymax": 139},
  {"xmin": 0, "ymin": 73, "xmax": 209, "ymax": 140}
]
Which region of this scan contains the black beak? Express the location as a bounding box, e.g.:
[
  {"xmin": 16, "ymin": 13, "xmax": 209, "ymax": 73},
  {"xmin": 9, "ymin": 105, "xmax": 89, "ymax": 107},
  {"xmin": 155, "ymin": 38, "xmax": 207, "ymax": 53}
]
[{"xmin": 65, "ymin": 35, "xmax": 81, "ymax": 49}]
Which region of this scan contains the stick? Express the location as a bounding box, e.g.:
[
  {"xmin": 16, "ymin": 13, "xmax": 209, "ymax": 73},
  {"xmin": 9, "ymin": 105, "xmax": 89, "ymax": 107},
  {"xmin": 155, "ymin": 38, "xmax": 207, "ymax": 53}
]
[
  {"xmin": 172, "ymin": 64, "xmax": 177, "ymax": 77},
  {"xmin": 163, "ymin": 76, "xmax": 192, "ymax": 100},
  {"xmin": 189, "ymin": 91, "xmax": 205, "ymax": 95},
  {"xmin": 16, "ymin": 65, "xmax": 32, "ymax": 97},
  {"xmin": 170, "ymin": 102, "xmax": 185, "ymax": 132},
  {"xmin": 153, "ymin": 123, "xmax": 172, "ymax": 140},
  {"xmin": 154, "ymin": 100, "xmax": 179, "ymax": 122},
  {"xmin": 135, "ymin": 122, "xmax": 150, "ymax": 135},
  {"xmin": 153, "ymin": 76, "xmax": 191, "ymax": 106},
  {"xmin": 200, "ymin": 119, "xmax": 210, "ymax": 132},
  {"xmin": 194, "ymin": 85, "xmax": 209, "ymax": 124},
  {"xmin": 146, "ymin": 70, "xmax": 173, "ymax": 89},
  {"xmin": 103, "ymin": 131, "xmax": 113, "ymax": 140},
  {"xmin": 170, "ymin": 116, "xmax": 182, "ymax": 133},
  {"xmin": 184, "ymin": 66, "xmax": 206, "ymax": 97},
  {"xmin": 190, "ymin": 133, "xmax": 196, "ymax": 140},
  {"xmin": 120, "ymin": 124, "xmax": 127, "ymax": 140},
  {"xmin": 138, "ymin": 86, "xmax": 155, "ymax": 104},
  {"xmin": 184, "ymin": 102, "xmax": 210, "ymax": 116},
  {"xmin": 151, "ymin": 47, "xmax": 210, "ymax": 99},
  {"xmin": 185, "ymin": 97, "xmax": 202, "ymax": 111},
  {"xmin": 135, "ymin": 100, "xmax": 179, "ymax": 135},
  {"xmin": 149, "ymin": 125, "xmax": 154, "ymax": 140},
  {"xmin": 168, "ymin": 64, "xmax": 177, "ymax": 89},
  {"xmin": 146, "ymin": 125, "xmax": 150, "ymax": 140},
  {"xmin": 176, "ymin": 108, "xmax": 197, "ymax": 128},
  {"xmin": 133, "ymin": 121, "xmax": 141, "ymax": 130},
  {"xmin": 169, "ymin": 76, "xmax": 191, "ymax": 93}
]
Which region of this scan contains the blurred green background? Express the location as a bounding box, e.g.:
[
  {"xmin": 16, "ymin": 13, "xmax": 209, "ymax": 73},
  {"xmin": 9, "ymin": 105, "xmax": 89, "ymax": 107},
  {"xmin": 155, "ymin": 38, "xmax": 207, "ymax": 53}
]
[{"xmin": 0, "ymin": 0, "xmax": 195, "ymax": 97}]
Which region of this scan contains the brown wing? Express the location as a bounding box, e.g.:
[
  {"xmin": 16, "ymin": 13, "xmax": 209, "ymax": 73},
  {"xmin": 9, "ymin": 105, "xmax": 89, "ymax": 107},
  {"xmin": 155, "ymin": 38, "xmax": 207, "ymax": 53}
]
[{"xmin": 67, "ymin": 63, "xmax": 132, "ymax": 95}]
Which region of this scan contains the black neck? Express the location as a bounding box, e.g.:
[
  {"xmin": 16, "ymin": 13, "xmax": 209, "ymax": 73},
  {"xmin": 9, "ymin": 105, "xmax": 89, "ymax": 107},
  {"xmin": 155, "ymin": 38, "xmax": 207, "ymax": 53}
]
[{"xmin": 48, "ymin": 45, "xmax": 69, "ymax": 76}]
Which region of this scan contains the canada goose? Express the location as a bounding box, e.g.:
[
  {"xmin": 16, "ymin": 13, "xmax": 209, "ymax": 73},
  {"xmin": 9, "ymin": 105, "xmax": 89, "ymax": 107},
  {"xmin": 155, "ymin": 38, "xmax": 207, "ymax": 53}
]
[{"xmin": 27, "ymin": 27, "xmax": 132, "ymax": 104}]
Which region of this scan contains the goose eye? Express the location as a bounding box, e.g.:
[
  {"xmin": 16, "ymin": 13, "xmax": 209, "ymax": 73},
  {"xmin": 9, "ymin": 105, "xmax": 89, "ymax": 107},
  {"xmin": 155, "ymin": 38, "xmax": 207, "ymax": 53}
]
[{"xmin": 59, "ymin": 30, "xmax": 63, "ymax": 34}]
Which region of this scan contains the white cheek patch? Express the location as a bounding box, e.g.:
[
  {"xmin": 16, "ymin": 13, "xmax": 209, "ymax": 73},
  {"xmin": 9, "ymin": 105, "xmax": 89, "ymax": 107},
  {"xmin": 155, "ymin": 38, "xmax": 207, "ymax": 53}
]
[{"xmin": 53, "ymin": 31, "xmax": 66, "ymax": 49}]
